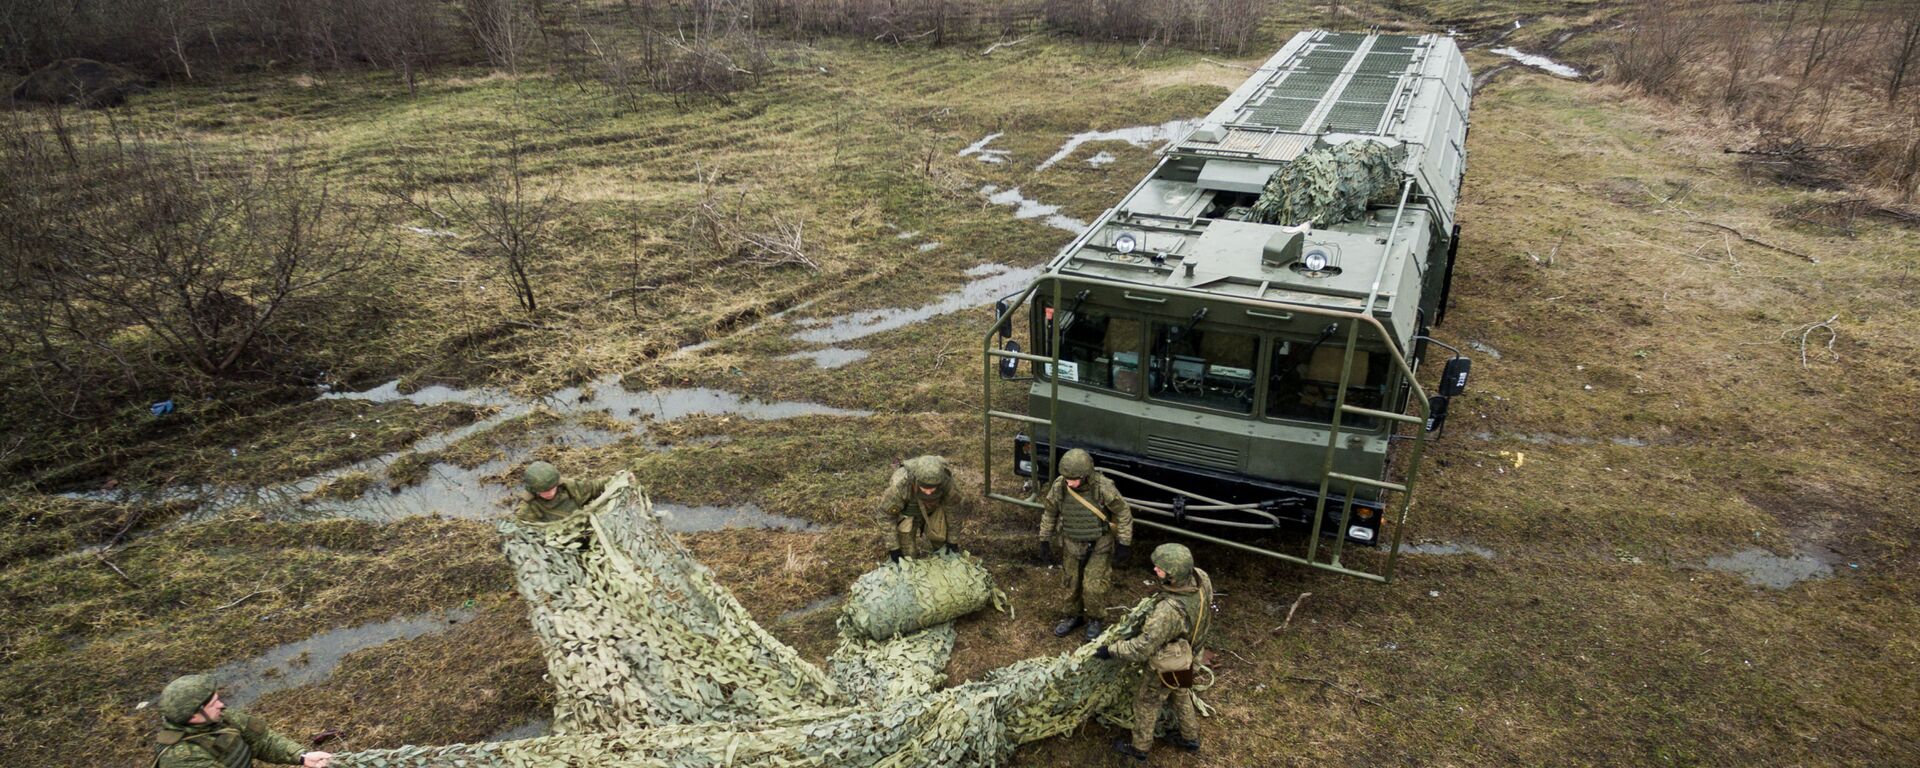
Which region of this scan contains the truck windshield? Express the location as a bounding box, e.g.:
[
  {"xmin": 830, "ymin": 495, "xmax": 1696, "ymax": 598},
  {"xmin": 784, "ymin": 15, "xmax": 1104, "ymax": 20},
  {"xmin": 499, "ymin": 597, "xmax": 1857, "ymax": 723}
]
[
  {"xmin": 1041, "ymin": 305, "xmax": 1144, "ymax": 395},
  {"xmin": 1266, "ymin": 340, "xmax": 1392, "ymax": 429},
  {"xmin": 1148, "ymin": 323, "xmax": 1257, "ymax": 414}
]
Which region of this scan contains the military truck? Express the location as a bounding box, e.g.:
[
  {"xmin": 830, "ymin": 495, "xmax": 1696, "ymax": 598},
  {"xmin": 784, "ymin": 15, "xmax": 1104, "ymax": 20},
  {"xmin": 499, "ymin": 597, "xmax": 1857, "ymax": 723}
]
[{"xmin": 982, "ymin": 29, "xmax": 1474, "ymax": 582}]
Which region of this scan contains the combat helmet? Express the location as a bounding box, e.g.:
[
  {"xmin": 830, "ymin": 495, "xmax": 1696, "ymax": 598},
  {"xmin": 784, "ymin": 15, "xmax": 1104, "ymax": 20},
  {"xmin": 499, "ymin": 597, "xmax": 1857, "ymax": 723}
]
[
  {"xmin": 905, "ymin": 456, "xmax": 948, "ymax": 489},
  {"xmin": 1059, "ymin": 449, "xmax": 1094, "ymax": 480},
  {"xmin": 158, "ymin": 674, "xmax": 218, "ymax": 726},
  {"xmin": 1151, "ymin": 543, "xmax": 1195, "ymax": 585},
  {"xmin": 524, "ymin": 461, "xmax": 561, "ymax": 494}
]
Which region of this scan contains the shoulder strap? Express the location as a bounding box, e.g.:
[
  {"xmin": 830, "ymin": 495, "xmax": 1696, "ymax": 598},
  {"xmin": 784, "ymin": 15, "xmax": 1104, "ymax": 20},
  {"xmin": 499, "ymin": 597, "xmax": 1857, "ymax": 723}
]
[{"xmin": 1064, "ymin": 485, "xmax": 1112, "ymax": 527}]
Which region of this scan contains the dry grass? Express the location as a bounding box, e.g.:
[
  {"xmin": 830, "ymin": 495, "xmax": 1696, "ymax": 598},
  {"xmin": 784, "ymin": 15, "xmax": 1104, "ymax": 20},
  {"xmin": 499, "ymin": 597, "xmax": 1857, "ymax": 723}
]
[{"xmin": 3, "ymin": 10, "xmax": 1919, "ymax": 768}]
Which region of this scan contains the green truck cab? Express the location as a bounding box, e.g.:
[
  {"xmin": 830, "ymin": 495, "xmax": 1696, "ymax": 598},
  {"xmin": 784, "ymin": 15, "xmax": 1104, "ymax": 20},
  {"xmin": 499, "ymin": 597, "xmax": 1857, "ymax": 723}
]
[{"xmin": 983, "ymin": 30, "xmax": 1474, "ymax": 582}]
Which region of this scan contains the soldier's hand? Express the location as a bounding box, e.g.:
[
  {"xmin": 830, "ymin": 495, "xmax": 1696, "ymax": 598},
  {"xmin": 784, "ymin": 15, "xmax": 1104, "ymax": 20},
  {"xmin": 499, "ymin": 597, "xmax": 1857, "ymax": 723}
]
[
  {"xmin": 303, "ymin": 752, "xmax": 334, "ymax": 768},
  {"xmin": 1113, "ymin": 542, "xmax": 1130, "ymax": 564},
  {"xmin": 1039, "ymin": 540, "xmax": 1054, "ymax": 563}
]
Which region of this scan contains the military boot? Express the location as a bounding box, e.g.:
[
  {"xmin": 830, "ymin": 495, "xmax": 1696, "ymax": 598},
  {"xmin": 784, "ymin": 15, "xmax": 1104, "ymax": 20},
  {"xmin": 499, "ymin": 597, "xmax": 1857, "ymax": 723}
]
[
  {"xmin": 1111, "ymin": 739, "xmax": 1150, "ymax": 764},
  {"xmin": 1174, "ymin": 737, "xmax": 1200, "ymax": 753},
  {"xmin": 1084, "ymin": 618, "xmax": 1105, "ymax": 641},
  {"xmin": 1052, "ymin": 616, "xmax": 1085, "ymax": 637}
]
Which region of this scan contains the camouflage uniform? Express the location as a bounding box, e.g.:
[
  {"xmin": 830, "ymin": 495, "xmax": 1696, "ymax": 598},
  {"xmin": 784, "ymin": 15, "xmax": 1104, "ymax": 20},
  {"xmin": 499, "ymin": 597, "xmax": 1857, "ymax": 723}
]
[
  {"xmin": 516, "ymin": 461, "xmax": 609, "ymax": 524},
  {"xmin": 1106, "ymin": 544, "xmax": 1213, "ymax": 757},
  {"xmin": 150, "ymin": 674, "xmax": 310, "ymax": 768},
  {"xmin": 1038, "ymin": 449, "xmax": 1132, "ymax": 624},
  {"xmin": 878, "ymin": 456, "xmax": 963, "ymax": 558}
]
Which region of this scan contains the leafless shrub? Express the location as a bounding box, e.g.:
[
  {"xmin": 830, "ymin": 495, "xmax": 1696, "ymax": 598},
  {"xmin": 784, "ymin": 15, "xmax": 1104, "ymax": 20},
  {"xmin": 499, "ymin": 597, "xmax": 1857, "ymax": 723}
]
[
  {"xmin": 461, "ymin": 0, "xmax": 536, "ymax": 73},
  {"xmin": 386, "ymin": 129, "xmax": 569, "ymax": 314},
  {"xmin": 680, "ymin": 168, "xmax": 817, "ymax": 270},
  {"xmin": 1608, "ymin": 0, "xmax": 1710, "ymax": 97},
  {"xmin": 1041, "ymin": 0, "xmax": 1266, "ymax": 53},
  {"xmin": 0, "ymin": 110, "xmax": 388, "ymax": 416}
]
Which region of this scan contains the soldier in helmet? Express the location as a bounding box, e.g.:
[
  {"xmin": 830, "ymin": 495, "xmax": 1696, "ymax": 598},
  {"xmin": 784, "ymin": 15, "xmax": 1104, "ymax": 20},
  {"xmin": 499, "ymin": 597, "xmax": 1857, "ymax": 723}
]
[
  {"xmin": 150, "ymin": 674, "xmax": 332, "ymax": 768},
  {"xmin": 1038, "ymin": 448, "xmax": 1133, "ymax": 640},
  {"xmin": 877, "ymin": 455, "xmax": 965, "ymax": 561},
  {"xmin": 516, "ymin": 461, "xmax": 609, "ymax": 524},
  {"xmin": 1093, "ymin": 543, "xmax": 1213, "ymax": 763}
]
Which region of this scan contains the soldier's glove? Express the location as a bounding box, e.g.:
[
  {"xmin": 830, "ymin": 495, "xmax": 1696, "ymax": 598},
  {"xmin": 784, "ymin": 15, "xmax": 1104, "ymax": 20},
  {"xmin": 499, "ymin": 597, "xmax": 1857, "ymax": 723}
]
[
  {"xmin": 888, "ymin": 549, "xmax": 903, "ymax": 563},
  {"xmin": 1113, "ymin": 542, "xmax": 1130, "ymax": 564},
  {"xmin": 1039, "ymin": 540, "xmax": 1055, "ymax": 563},
  {"xmin": 1093, "ymin": 646, "xmax": 1113, "ymax": 660}
]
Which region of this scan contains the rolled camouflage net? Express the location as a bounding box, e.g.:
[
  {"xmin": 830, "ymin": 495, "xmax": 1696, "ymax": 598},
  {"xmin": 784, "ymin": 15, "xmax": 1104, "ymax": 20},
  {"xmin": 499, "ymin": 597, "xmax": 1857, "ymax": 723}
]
[
  {"xmin": 841, "ymin": 551, "xmax": 1008, "ymax": 641},
  {"xmin": 1250, "ymin": 139, "xmax": 1403, "ymax": 227},
  {"xmin": 330, "ymin": 471, "xmax": 1156, "ymax": 768}
]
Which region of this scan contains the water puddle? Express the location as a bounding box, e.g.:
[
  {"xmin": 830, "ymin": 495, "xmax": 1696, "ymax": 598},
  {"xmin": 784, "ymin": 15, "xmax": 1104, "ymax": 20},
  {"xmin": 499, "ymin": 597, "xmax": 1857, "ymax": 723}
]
[
  {"xmin": 1702, "ymin": 548, "xmax": 1834, "ymax": 589},
  {"xmin": 211, "ymin": 607, "xmax": 477, "ymax": 707},
  {"xmin": 916, "ymin": 241, "xmax": 942, "ymax": 252},
  {"xmin": 484, "ymin": 719, "xmax": 550, "ymax": 742},
  {"xmin": 956, "ymin": 132, "xmax": 1011, "ymax": 164},
  {"xmin": 790, "ymin": 263, "xmax": 1042, "ymax": 344},
  {"xmin": 776, "ymin": 594, "xmax": 845, "ymax": 623},
  {"xmin": 1467, "ymin": 340, "xmax": 1503, "ymax": 360},
  {"xmin": 781, "ymin": 348, "xmax": 871, "ymax": 369},
  {"xmin": 1035, "ymin": 119, "xmax": 1198, "ymax": 171},
  {"xmin": 1470, "ymin": 432, "xmax": 1650, "ymax": 448},
  {"xmin": 671, "ymin": 299, "xmax": 821, "ymax": 359},
  {"xmin": 654, "ymin": 501, "xmax": 816, "ymax": 533},
  {"xmin": 1400, "ymin": 540, "xmax": 1498, "ymax": 558},
  {"xmin": 978, "ymin": 185, "xmax": 1089, "ymax": 234},
  {"xmin": 1086, "ymin": 151, "xmax": 1118, "ymax": 168},
  {"xmin": 1490, "ymin": 47, "xmax": 1582, "ymax": 79}
]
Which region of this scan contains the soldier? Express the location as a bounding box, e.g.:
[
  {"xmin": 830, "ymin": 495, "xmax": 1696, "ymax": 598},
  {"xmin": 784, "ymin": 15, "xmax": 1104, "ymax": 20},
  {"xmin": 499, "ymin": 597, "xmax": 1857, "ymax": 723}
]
[
  {"xmin": 1037, "ymin": 448, "xmax": 1133, "ymax": 641},
  {"xmin": 878, "ymin": 455, "xmax": 964, "ymax": 561},
  {"xmin": 516, "ymin": 461, "xmax": 608, "ymax": 524},
  {"xmin": 1093, "ymin": 543, "xmax": 1213, "ymax": 763},
  {"xmin": 150, "ymin": 674, "xmax": 332, "ymax": 768}
]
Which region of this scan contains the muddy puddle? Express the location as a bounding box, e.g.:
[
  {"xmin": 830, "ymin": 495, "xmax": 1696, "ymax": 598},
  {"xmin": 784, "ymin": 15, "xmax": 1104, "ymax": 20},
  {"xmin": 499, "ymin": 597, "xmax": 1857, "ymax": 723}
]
[
  {"xmin": 73, "ymin": 376, "xmax": 869, "ymax": 525},
  {"xmin": 1702, "ymin": 548, "xmax": 1834, "ymax": 589},
  {"xmin": 208, "ymin": 607, "xmax": 477, "ymax": 708},
  {"xmin": 957, "ymin": 132, "xmax": 1010, "ymax": 164},
  {"xmin": 1490, "ymin": 47, "xmax": 1583, "ymax": 78},
  {"xmin": 790, "ymin": 263, "xmax": 1043, "ymax": 345},
  {"xmin": 1400, "ymin": 540, "xmax": 1499, "ymax": 558},
  {"xmin": 484, "ymin": 719, "xmax": 551, "ymax": 742},
  {"xmin": 780, "ymin": 348, "xmax": 871, "ymax": 369},
  {"xmin": 654, "ymin": 501, "xmax": 815, "ymax": 533},
  {"xmin": 1468, "ymin": 340, "xmax": 1503, "ymax": 360},
  {"xmin": 1035, "ymin": 119, "xmax": 1198, "ymax": 171},
  {"xmin": 977, "ymin": 185, "xmax": 1089, "ymax": 234}
]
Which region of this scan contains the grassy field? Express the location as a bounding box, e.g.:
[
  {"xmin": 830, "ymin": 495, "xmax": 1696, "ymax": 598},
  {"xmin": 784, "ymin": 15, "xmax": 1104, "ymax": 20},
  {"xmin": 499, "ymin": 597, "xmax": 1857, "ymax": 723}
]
[{"xmin": 4, "ymin": 2, "xmax": 1918, "ymax": 766}]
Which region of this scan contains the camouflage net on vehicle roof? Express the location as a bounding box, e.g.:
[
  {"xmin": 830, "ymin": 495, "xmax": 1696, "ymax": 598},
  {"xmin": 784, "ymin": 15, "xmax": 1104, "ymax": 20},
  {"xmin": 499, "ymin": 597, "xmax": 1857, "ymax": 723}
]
[
  {"xmin": 331, "ymin": 472, "xmax": 1156, "ymax": 768},
  {"xmin": 1250, "ymin": 139, "xmax": 1403, "ymax": 227}
]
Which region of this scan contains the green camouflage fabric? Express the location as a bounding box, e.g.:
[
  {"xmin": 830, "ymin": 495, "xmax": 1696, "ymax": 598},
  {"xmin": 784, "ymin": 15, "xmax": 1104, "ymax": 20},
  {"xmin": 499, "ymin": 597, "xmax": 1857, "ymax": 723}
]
[
  {"xmin": 515, "ymin": 475, "xmax": 608, "ymax": 524},
  {"xmin": 879, "ymin": 456, "xmax": 963, "ymax": 557},
  {"xmin": 329, "ymin": 472, "xmax": 1196, "ymax": 768},
  {"xmin": 1111, "ymin": 550, "xmax": 1216, "ymax": 754},
  {"xmin": 842, "ymin": 550, "xmax": 1007, "ymax": 641},
  {"xmin": 1039, "ymin": 471, "xmax": 1132, "ymax": 544},
  {"xmin": 1250, "ymin": 139, "xmax": 1402, "ymax": 227}
]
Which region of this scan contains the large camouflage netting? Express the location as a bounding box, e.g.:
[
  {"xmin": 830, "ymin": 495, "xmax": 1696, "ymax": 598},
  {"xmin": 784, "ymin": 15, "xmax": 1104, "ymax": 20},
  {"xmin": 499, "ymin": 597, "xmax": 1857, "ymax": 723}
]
[
  {"xmin": 1249, "ymin": 139, "xmax": 1403, "ymax": 227},
  {"xmin": 331, "ymin": 472, "xmax": 1170, "ymax": 768}
]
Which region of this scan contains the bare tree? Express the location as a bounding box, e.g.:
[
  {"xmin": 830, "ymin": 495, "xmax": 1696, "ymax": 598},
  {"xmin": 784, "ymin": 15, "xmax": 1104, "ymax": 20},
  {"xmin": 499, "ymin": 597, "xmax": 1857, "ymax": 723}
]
[
  {"xmin": 387, "ymin": 128, "xmax": 567, "ymax": 314},
  {"xmin": 1609, "ymin": 0, "xmax": 1710, "ymax": 97},
  {"xmin": 1886, "ymin": 1, "xmax": 1920, "ymax": 104},
  {"xmin": 463, "ymin": 0, "xmax": 536, "ymax": 73}
]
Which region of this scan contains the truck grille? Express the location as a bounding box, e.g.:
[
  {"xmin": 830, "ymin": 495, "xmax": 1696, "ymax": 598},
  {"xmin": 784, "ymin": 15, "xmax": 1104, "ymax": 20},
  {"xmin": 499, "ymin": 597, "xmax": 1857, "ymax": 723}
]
[{"xmin": 1145, "ymin": 435, "xmax": 1241, "ymax": 471}]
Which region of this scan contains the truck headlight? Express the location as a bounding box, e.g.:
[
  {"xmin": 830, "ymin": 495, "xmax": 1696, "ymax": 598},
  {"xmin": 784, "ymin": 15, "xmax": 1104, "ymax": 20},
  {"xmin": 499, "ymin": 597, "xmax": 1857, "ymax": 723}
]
[
  {"xmin": 1114, "ymin": 234, "xmax": 1138, "ymax": 254},
  {"xmin": 1346, "ymin": 525, "xmax": 1375, "ymax": 541}
]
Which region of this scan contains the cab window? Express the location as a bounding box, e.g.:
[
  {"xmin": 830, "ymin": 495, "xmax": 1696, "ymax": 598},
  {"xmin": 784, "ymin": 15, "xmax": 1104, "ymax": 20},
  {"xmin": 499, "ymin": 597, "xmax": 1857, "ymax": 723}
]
[
  {"xmin": 1148, "ymin": 323, "xmax": 1257, "ymax": 414},
  {"xmin": 1266, "ymin": 340, "xmax": 1392, "ymax": 429},
  {"xmin": 1038, "ymin": 304, "xmax": 1144, "ymax": 395}
]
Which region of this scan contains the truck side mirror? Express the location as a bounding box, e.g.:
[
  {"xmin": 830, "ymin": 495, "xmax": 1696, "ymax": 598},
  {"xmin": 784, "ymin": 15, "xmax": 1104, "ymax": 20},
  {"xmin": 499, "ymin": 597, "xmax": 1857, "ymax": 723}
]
[
  {"xmin": 1424, "ymin": 394, "xmax": 1451, "ymax": 434},
  {"xmin": 1439, "ymin": 357, "xmax": 1471, "ymax": 397},
  {"xmin": 994, "ymin": 299, "xmax": 1014, "ymax": 338},
  {"xmin": 999, "ymin": 340, "xmax": 1022, "ymax": 379}
]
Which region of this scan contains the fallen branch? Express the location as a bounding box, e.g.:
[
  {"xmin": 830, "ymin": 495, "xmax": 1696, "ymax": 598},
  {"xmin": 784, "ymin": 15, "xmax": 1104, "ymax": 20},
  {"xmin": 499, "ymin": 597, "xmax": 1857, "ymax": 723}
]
[
  {"xmin": 1285, "ymin": 675, "xmax": 1399, "ymax": 714},
  {"xmin": 1686, "ymin": 220, "xmax": 1818, "ymax": 263},
  {"xmin": 1249, "ymin": 592, "xmax": 1311, "ymax": 648},
  {"xmin": 980, "ymin": 35, "xmax": 1034, "ymax": 57},
  {"xmin": 1786, "ymin": 313, "xmax": 1840, "ymax": 368},
  {"xmin": 95, "ymin": 553, "xmax": 138, "ymax": 586},
  {"xmin": 217, "ymin": 590, "xmax": 274, "ymax": 611}
]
